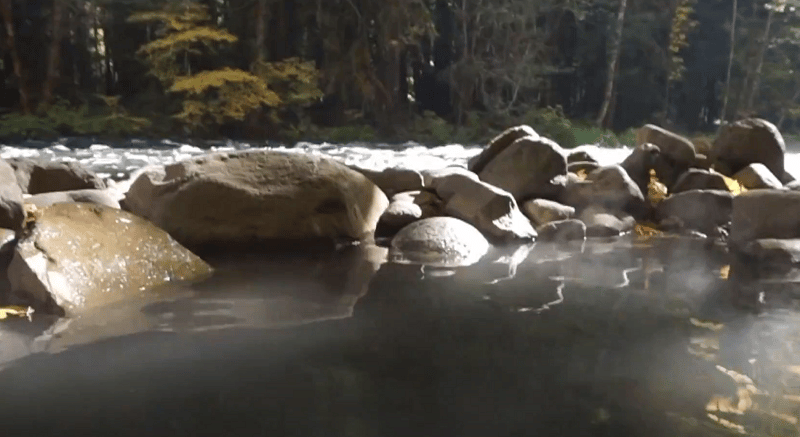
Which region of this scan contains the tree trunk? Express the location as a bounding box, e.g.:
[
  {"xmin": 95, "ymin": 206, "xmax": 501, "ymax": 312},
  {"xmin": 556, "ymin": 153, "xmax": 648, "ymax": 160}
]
[
  {"xmin": 596, "ymin": 0, "xmax": 627, "ymax": 128},
  {"xmin": 42, "ymin": 0, "xmax": 66, "ymax": 107},
  {"xmin": 0, "ymin": 0, "xmax": 31, "ymax": 113},
  {"xmin": 746, "ymin": 5, "xmax": 773, "ymax": 113},
  {"xmin": 720, "ymin": 0, "xmax": 737, "ymax": 126},
  {"xmin": 254, "ymin": 0, "xmax": 266, "ymax": 63}
]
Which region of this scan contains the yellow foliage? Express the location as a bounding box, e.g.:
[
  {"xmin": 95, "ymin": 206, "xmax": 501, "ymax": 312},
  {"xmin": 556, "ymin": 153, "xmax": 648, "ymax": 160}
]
[
  {"xmin": 634, "ymin": 222, "xmax": 663, "ymax": 239},
  {"xmin": 721, "ymin": 174, "xmax": 747, "ymax": 195},
  {"xmin": 0, "ymin": 306, "xmax": 33, "ymax": 321},
  {"xmin": 138, "ymin": 26, "xmax": 237, "ymax": 56},
  {"xmin": 252, "ymin": 58, "xmax": 324, "ymax": 107},
  {"xmin": 574, "ymin": 169, "xmax": 588, "ymax": 180},
  {"xmin": 647, "ymin": 169, "xmax": 668, "ymax": 205},
  {"xmin": 127, "ymin": 2, "xmax": 210, "ymax": 32}
]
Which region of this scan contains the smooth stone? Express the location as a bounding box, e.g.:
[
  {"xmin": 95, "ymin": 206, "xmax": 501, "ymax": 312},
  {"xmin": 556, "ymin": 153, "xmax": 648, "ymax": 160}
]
[
  {"xmin": 25, "ymin": 189, "xmax": 121, "ymax": 209},
  {"xmin": 741, "ymin": 238, "xmax": 800, "ymax": 265},
  {"xmin": 7, "ymin": 203, "xmax": 212, "ymax": 316},
  {"xmin": 620, "ymin": 143, "xmax": 661, "ymax": 196},
  {"xmin": 0, "ymin": 159, "xmax": 24, "ymax": 231},
  {"xmin": 378, "ymin": 190, "xmax": 443, "ymax": 231},
  {"xmin": 712, "ymin": 118, "xmax": 785, "ymax": 178},
  {"xmin": 656, "ymin": 189, "xmax": 732, "ymax": 234},
  {"xmin": 731, "ymin": 189, "xmax": 800, "ymax": 244},
  {"xmin": 536, "ymin": 219, "xmax": 586, "ymax": 242},
  {"xmin": 522, "ymin": 198, "xmax": 575, "ymax": 226},
  {"xmin": 348, "ymin": 166, "xmax": 424, "ymax": 197},
  {"xmin": 6, "ymin": 158, "xmax": 106, "ymax": 195},
  {"xmin": 672, "ymin": 169, "xmax": 729, "ymax": 193},
  {"xmin": 420, "ymin": 166, "xmax": 479, "ymax": 194},
  {"xmin": 567, "ymin": 150, "xmax": 598, "ymax": 164},
  {"xmin": 389, "ymin": 217, "xmax": 490, "ymax": 267},
  {"xmin": 468, "ymin": 125, "xmax": 539, "ymax": 174},
  {"xmin": 733, "ymin": 163, "xmax": 783, "ymax": 190}
]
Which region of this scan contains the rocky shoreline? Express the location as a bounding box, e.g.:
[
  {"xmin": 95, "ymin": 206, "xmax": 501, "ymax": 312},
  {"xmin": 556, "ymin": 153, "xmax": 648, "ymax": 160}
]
[{"xmin": 0, "ymin": 117, "xmax": 798, "ymax": 318}]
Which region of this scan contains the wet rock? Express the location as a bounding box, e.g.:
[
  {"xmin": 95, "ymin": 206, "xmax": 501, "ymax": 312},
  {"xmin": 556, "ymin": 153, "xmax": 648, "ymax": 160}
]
[
  {"xmin": 692, "ymin": 154, "xmax": 712, "ymax": 170},
  {"xmin": 671, "ymin": 169, "xmax": 728, "ymax": 193},
  {"xmin": 581, "ymin": 207, "xmax": 636, "ymax": 237},
  {"xmin": 435, "ymin": 177, "xmax": 536, "ymax": 242},
  {"xmin": 787, "ymin": 180, "xmax": 800, "ymax": 191},
  {"xmin": 389, "ymin": 217, "xmax": 489, "ymax": 267},
  {"xmin": 731, "ymin": 189, "xmax": 800, "ymax": 244},
  {"xmin": 6, "ymin": 158, "xmax": 106, "ymax": 195},
  {"xmin": 561, "ymin": 165, "xmax": 647, "ymax": 218},
  {"xmin": 421, "ymin": 166, "xmax": 479, "ymax": 193},
  {"xmin": 567, "ymin": 150, "xmax": 598, "ymax": 164},
  {"xmin": 780, "ymin": 171, "xmax": 796, "ymax": 185},
  {"xmin": 732, "ymin": 163, "xmax": 783, "ymax": 190},
  {"xmin": 123, "ymin": 150, "xmax": 389, "ymax": 249},
  {"xmin": 567, "ymin": 161, "xmax": 599, "ymax": 175},
  {"xmin": 7, "ymin": 203, "xmax": 212, "ymax": 316},
  {"xmin": 636, "ymin": 125, "xmax": 697, "ymax": 188},
  {"xmin": 740, "ymin": 239, "xmax": 800, "ymax": 266},
  {"xmin": 378, "ymin": 190, "xmax": 443, "ymax": 232},
  {"xmin": 712, "ymin": 118, "xmax": 785, "ymax": 178},
  {"xmin": 0, "ymin": 159, "xmax": 24, "ymax": 231},
  {"xmin": 621, "ymin": 143, "xmax": 661, "ymax": 196},
  {"xmin": 468, "ymin": 125, "xmax": 539, "ymax": 174},
  {"xmin": 476, "ymin": 135, "xmax": 568, "ymax": 201},
  {"xmin": 522, "ymin": 198, "xmax": 575, "ymax": 226},
  {"xmin": 656, "ymin": 189, "xmax": 732, "ymax": 234},
  {"xmin": 25, "ymin": 189, "xmax": 121, "ymax": 209},
  {"xmin": 348, "ymin": 166, "xmax": 424, "ymax": 197},
  {"xmin": 536, "ymin": 219, "xmax": 586, "ymax": 242}
]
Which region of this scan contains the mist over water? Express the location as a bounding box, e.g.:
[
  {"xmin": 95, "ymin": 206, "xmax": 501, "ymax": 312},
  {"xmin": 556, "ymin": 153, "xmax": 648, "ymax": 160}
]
[{"xmin": 0, "ymin": 139, "xmax": 798, "ymax": 436}]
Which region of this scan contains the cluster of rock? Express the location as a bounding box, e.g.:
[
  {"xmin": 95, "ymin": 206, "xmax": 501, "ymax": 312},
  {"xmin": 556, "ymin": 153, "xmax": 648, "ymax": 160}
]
[{"xmin": 0, "ymin": 117, "xmax": 798, "ymax": 317}]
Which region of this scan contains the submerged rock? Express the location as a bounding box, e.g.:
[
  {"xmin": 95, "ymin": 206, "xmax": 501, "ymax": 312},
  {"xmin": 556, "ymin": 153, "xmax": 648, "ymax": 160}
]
[
  {"xmin": 123, "ymin": 150, "xmax": 389, "ymax": 249},
  {"xmin": 7, "ymin": 203, "xmax": 212, "ymax": 316},
  {"xmin": 390, "ymin": 217, "xmax": 490, "ymax": 267}
]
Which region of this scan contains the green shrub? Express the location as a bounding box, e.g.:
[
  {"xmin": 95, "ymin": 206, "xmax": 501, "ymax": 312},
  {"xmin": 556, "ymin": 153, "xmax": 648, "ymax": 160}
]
[{"xmin": 519, "ymin": 106, "xmax": 577, "ymax": 149}]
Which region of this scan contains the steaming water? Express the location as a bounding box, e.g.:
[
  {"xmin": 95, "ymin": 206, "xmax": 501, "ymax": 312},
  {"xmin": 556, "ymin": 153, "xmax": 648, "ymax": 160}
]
[{"xmin": 0, "ymin": 139, "xmax": 798, "ymax": 437}]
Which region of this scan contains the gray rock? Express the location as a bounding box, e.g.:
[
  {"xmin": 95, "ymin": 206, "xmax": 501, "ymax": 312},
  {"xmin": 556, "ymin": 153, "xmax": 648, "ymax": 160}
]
[
  {"xmin": 536, "ymin": 219, "xmax": 586, "ymax": 242},
  {"xmin": 435, "ymin": 177, "xmax": 536, "ymax": 242},
  {"xmin": 636, "ymin": 125, "xmax": 697, "ymax": 189},
  {"xmin": 348, "ymin": 166, "xmax": 424, "ymax": 197},
  {"xmin": 657, "ymin": 189, "xmax": 732, "ymax": 234},
  {"xmin": 741, "ymin": 239, "xmax": 800, "ymax": 265},
  {"xmin": 621, "ymin": 143, "xmax": 661, "ymax": 196},
  {"xmin": 787, "ymin": 180, "xmax": 800, "ymax": 191},
  {"xmin": 731, "ymin": 189, "xmax": 800, "ymax": 244},
  {"xmin": 672, "ymin": 169, "xmax": 729, "ymax": 193},
  {"xmin": 6, "ymin": 158, "xmax": 106, "ymax": 195},
  {"xmin": 389, "ymin": 217, "xmax": 490, "ymax": 267},
  {"xmin": 561, "ymin": 165, "xmax": 647, "ymax": 218},
  {"xmin": 469, "ymin": 125, "xmax": 539, "ymax": 174},
  {"xmin": 567, "ymin": 150, "xmax": 598, "ymax": 164},
  {"xmin": 581, "ymin": 207, "xmax": 636, "ymax": 237},
  {"xmin": 26, "ymin": 189, "xmax": 121, "ymax": 209},
  {"xmin": 732, "ymin": 163, "xmax": 783, "ymax": 190},
  {"xmin": 712, "ymin": 118, "xmax": 785, "ymax": 178},
  {"xmin": 522, "ymin": 198, "xmax": 575, "ymax": 226},
  {"xmin": 420, "ymin": 166, "xmax": 479, "ymax": 193},
  {"xmin": 477, "ymin": 135, "xmax": 568, "ymax": 201},
  {"xmin": 0, "ymin": 159, "xmax": 24, "ymax": 231},
  {"xmin": 378, "ymin": 190, "xmax": 442, "ymax": 231}
]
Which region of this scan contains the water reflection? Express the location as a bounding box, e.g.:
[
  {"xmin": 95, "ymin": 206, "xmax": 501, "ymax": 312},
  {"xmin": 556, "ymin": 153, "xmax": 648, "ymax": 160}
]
[{"xmin": 0, "ymin": 238, "xmax": 797, "ymax": 437}]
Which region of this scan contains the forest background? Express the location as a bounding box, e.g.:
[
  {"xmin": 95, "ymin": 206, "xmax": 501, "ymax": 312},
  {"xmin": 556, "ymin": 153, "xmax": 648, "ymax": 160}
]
[{"xmin": 0, "ymin": 0, "xmax": 798, "ymax": 147}]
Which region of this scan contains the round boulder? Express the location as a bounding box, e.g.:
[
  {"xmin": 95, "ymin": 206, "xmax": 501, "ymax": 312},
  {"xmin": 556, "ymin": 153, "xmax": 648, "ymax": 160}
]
[
  {"xmin": 712, "ymin": 118, "xmax": 785, "ymax": 179},
  {"xmin": 671, "ymin": 169, "xmax": 729, "ymax": 193},
  {"xmin": 123, "ymin": 150, "xmax": 389, "ymax": 249},
  {"xmin": 389, "ymin": 217, "xmax": 490, "ymax": 267}
]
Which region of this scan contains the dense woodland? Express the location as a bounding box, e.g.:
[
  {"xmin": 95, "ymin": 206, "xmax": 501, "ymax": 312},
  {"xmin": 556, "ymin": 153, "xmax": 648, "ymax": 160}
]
[{"xmin": 1, "ymin": 0, "xmax": 800, "ymax": 145}]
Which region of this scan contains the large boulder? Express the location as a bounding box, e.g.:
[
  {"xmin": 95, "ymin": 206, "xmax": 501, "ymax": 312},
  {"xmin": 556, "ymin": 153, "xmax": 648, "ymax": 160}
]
[
  {"xmin": 732, "ymin": 163, "xmax": 783, "ymax": 190},
  {"xmin": 6, "ymin": 158, "xmax": 106, "ymax": 195},
  {"xmin": 434, "ymin": 176, "xmax": 536, "ymax": 242},
  {"xmin": 25, "ymin": 189, "xmax": 121, "ymax": 209},
  {"xmin": 712, "ymin": 118, "xmax": 785, "ymax": 179},
  {"xmin": 123, "ymin": 150, "xmax": 389, "ymax": 249},
  {"xmin": 620, "ymin": 143, "xmax": 661, "ymax": 196},
  {"xmin": 731, "ymin": 190, "xmax": 800, "ymax": 244},
  {"xmin": 656, "ymin": 190, "xmax": 733, "ymax": 234},
  {"xmin": 0, "ymin": 159, "xmax": 24, "ymax": 231},
  {"xmin": 348, "ymin": 166, "xmax": 424, "ymax": 197},
  {"xmin": 476, "ymin": 135, "xmax": 568, "ymax": 201},
  {"xmin": 421, "ymin": 166, "xmax": 479, "ymax": 192},
  {"xmin": 468, "ymin": 125, "xmax": 538, "ymax": 174},
  {"xmin": 560, "ymin": 165, "xmax": 647, "ymax": 218},
  {"xmin": 671, "ymin": 169, "xmax": 729, "ymax": 193},
  {"xmin": 7, "ymin": 203, "xmax": 212, "ymax": 316},
  {"xmin": 389, "ymin": 217, "xmax": 490, "ymax": 267},
  {"xmin": 636, "ymin": 124, "xmax": 697, "ymax": 188}
]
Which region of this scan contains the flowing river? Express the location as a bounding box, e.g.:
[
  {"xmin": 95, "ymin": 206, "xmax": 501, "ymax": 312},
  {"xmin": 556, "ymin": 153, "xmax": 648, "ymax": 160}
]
[{"xmin": 0, "ymin": 138, "xmax": 798, "ymax": 437}]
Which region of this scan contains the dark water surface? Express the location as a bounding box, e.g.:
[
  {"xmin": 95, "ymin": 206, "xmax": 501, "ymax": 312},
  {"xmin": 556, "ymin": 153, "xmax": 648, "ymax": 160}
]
[{"xmin": 0, "ymin": 237, "xmax": 798, "ymax": 437}]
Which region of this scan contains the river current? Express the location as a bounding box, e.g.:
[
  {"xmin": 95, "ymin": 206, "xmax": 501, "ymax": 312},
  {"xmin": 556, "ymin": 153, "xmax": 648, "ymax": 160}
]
[{"xmin": 0, "ymin": 138, "xmax": 797, "ymax": 437}]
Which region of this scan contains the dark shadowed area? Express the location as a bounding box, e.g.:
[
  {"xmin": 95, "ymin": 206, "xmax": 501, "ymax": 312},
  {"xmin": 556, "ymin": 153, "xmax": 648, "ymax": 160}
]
[{"xmin": 0, "ymin": 237, "xmax": 797, "ymax": 437}]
